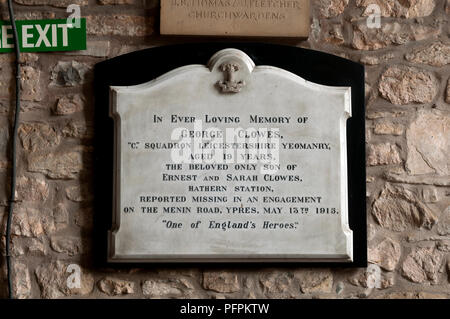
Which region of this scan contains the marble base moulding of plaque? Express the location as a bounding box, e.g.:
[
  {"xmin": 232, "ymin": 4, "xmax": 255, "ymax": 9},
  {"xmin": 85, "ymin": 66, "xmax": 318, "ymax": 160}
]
[{"xmin": 94, "ymin": 43, "xmax": 367, "ymax": 266}]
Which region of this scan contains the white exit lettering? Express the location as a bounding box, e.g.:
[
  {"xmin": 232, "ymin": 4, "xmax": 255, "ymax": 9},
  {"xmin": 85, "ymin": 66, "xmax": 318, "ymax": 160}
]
[
  {"xmin": 20, "ymin": 23, "xmax": 70, "ymax": 49},
  {"xmin": 0, "ymin": 25, "xmax": 13, "ymax": 49}
]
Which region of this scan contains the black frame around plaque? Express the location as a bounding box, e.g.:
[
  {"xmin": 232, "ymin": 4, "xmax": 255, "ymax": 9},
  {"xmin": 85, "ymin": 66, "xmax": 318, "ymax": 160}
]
[{"xmin": 94, "ymin": 43, "xmax": 367, "ymax": 268}]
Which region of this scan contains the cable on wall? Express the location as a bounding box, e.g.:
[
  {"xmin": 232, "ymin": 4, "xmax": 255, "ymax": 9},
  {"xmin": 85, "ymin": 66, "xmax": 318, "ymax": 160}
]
[{"xmin": 5, "ymin": 0, "xmax": 21, "ymax": 299}]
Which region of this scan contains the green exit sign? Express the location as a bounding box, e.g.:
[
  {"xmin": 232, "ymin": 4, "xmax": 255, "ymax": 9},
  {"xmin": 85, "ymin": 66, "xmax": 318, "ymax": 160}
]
[{"xmin": 0, "ymin": 18, "xmax": 86, "ymax": 53}]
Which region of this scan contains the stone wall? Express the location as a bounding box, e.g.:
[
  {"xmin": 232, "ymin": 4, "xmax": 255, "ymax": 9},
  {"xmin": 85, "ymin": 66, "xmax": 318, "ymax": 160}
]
[{"xmin": 0, "ymin": 0, "xmax": 449, "ymax": 299}]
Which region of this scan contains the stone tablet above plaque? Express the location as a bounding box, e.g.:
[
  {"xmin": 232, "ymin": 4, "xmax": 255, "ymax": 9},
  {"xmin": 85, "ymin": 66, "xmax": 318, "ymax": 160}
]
[
  {"xmin": 101, "ymin": 47, "xmax": 363, "ymax": 263},
  {"xmin": 160, "ymin": 0, "xmax": 310, "ymax": 37}
]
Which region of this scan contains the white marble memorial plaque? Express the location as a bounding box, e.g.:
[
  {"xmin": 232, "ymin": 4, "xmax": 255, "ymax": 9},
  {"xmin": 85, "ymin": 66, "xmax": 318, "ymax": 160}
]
[{"xmin": 109, "ymin": 49, "xmax": 353, "ymax": 262}]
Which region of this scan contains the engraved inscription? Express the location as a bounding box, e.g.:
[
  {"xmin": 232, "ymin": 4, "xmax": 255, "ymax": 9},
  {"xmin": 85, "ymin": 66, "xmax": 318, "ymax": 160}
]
[{"xmin": 160, "ymin": 0, "xmax": 311, "ymax": 37}]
